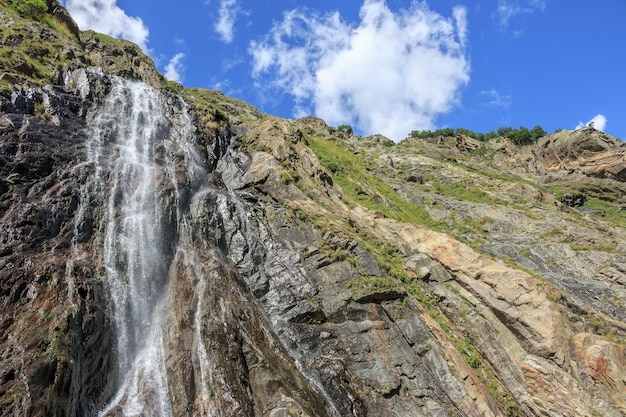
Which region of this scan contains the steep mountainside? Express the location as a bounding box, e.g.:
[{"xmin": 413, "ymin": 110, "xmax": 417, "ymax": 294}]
[{"xmin": 1, "ymin": 2, "xmax": 625, "ymax": 416}]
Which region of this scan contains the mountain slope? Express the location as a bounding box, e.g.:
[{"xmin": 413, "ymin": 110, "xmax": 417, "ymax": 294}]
[{"xmin": 1, "ymin": 2, "xmax": 625, "ymax": 416}]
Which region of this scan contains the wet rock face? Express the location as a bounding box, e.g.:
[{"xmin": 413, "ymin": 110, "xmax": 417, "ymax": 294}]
[
  {"xmin": 560, "ymin": 193, "xmax": 587, "ymax": 207},
  {"xmin": 0, "ymin": 78, "xmax": 113, "ymax": 416}
]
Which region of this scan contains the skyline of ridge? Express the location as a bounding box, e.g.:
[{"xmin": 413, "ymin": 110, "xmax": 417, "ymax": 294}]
[{"xmin": 62, "ymin": 0, "xmax": 626, "ymax": 142}]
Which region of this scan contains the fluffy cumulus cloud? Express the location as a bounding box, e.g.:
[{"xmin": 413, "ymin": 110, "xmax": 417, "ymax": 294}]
[
  {"xmin": 576, "ymin": 114, "xmax": 607, "ymax": 131},
  {"xmin": 495, "ymin": 0, "xmax": 546, "ymax": 28},
  {"xmin": 64, "ymin": 0, "xmax": 149, "ymax": 51},
  {"xmin": 249, "ymin": 1, "xmax": 470, "ymax": 141},
  {"xmin": 164, "ymin": 53, "xmax": 186, "ymax": 83},
  {"xmin": 215, "ymin": 0, "xmax": 240, "ymax": 43}
]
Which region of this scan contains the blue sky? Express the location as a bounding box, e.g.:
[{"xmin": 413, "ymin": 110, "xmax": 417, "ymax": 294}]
[{"xmin": 62, "ymin": 0, "xmax": 626, "ymax": 142}]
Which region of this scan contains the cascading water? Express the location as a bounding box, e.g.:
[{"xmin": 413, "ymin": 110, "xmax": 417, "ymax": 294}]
[
  {"xmin": 70, "ymin": 70, "xmax": 205, "ymax": 416},
  {"xmin": 61, "ymin": 68, "xmax": 343, "ymax": 417}
]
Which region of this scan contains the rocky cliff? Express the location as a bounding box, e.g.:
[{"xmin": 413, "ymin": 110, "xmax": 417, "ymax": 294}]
[{"xmin": 1, "ymin": 2, "xmax": 625, "ymax": 417}]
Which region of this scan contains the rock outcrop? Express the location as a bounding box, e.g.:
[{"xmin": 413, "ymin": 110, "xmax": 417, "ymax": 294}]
[
  {"xmin": 536, "ymin": 127, "xmax": 626, "ymax": 181},
  {"xmin": 1, "ymin": 2, "xmax": 625, "ymax": 417},
  {"xmin": 80, "ymin": 31, "xmax": 166, "ymax": 89}
]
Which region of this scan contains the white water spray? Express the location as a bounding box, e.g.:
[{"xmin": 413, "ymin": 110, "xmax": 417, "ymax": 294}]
[{"xmin": 77, "ymin": 72, "xmax": 203, "ymax": 417}]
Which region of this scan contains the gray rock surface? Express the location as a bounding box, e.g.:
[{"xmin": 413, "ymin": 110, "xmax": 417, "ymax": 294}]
[{"xmin": 1, "ymin": 3, "xmax": 625, "ymax": 416}]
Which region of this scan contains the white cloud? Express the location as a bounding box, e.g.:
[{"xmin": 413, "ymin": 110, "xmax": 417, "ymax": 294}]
[
  {"xmin": 480, "ymin": 89, "xmax": 512, "ymax": 108},
  {"xmin": 576, "ymin": 114, "xmax": 607, "ymax": 132},
  {"xmin": 64, "ymin": 0, "xmax": 149, "ymax": 52},
  {"xmin": 249, "ymin": 1, "xmax": 470, "ymax": 141},
  {"xmin": 164, "ymin": 53, "xmax": 186, "ymax": 83},
  {"xmin": 215, "ymin": 0, "xmax": 240, "ymax": 43},
  {"xmin": 495, "ymin": 0, "xmax": 546, "ymax": 29}
]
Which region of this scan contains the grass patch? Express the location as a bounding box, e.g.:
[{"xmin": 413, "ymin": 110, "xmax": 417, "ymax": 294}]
[
  {"xmin": 547, "ymin": 185, "xmax": 626, "ymax": 227},
  {"xmin": 306, "ymin": 135, "xmax": 444, "ymax": 230},
  {"xmin": 347, "ymin": 276, "xmax": 399, "ymax": 295},
  {"xmin": 468, "ymin": 146, "xmax": 489, "ymax": 159},
  {"xmin": 569, "ymin": 243, "xmax": 617, "ymax": 253},
  {"xmin": 339, "ymin": 226, "xmax": 521, "ymax": 415},
  {"xmin": 355, "ymin": 236, "xmax": 410, "ymax": 283},
  {"xmin": 452, "ymin": 216, "xmax": 493, "ymax": 236},
  {"xmin": 583, "ymin": 197, "xmax": 626, "ymax": 227},
  {"xmin": 0, "ymin": 8, "xmax": 82, "ymax": 84},
  {"xmin": 431, "ymin": 180, "xmax": 512, "ymax": 207},
  {"xmin": 498, "ymin": 255, "xmax": 544, "ymax": 280},
  {"xmin": 543, "ymin": 227, "xmax": 563, "ymax": 238}
]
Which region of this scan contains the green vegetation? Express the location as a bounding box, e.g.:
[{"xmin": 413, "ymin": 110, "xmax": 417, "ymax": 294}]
[
  {"xmin": 569, "ymin": 243, "xmax": 617, "ymax": 253},
  {"xmin": 358, "ymin": 239, "xmax": 410, "ymax": 283},
  {"xmin": 542, "ymin": 227, "xmax": 564, "ymax": 239},
  {"xmin": 468, "ymin": 146, "xmax": 490, "ymax": 158},
  {"xmin": 493, "ymin": 125, "xmax": 542, "ymax": 144},
  {"xmin": 337, "ymin": 124, "xmax": 353, "ymax": 135},
  {"xmin": 410, "ymin": 127, "xmax": 497, "ymax": 140},
  {"xmin": 410, "ymin": 125, "xmax": 546, "ymax": 145},
  {"xmin": 0, "ymin": 3, "xmax": 82, "ymax": 85},
  {"xmin": 452, "ymin": 216, "xmax": 493, "ymax": 239},
  {"xmin": 279, "ymin": 169, "xmax": 300, "ymax": 184},
  {"xmin": 306, "ymin": 134, "xmax": 444, "ymax": 230},
  {"xmin": 182, "ymin": 88, "xmax": 263, "ymax": 130},
  {"xmin": 583, "ymin": 196, "xmax": 626, "ymax": 228},
  {"xmin": 11, "ymin": 0, "xmax": 47, "ymax": 19},
  {"xmin": 547, "ymin": 185, "xmax": 626, "ymax": 228},
  {"xmin": 347, "ymin": 276, "xmax": 398, "ymax": 296},
  {"xmin": 181, "ymin": 89, "xmax": 233, "ymax": 141},
  {"xmin": 341, "ymin": 230, "xmax": 517, "ymax": 413},
  {"xmin": 432, "ymin": 181, "xmax": 505, "ymax": 205},
  {"xmin": 404, "ymin": 277, "xmax": 520, "ymax": 415},
  {"xmin": 497, "ymin": 255, "xmax": 544, "ymax": 280},
  {"xmin": 0, "ymin": 39, "xmax": 55, "ymax": 81}
]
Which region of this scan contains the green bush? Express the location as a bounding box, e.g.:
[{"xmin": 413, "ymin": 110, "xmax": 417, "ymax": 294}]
[
  {"xmin": 506, "ymin": 126, "xmax": 532, "ymax": 144},
  {"xmin": 11, "ymin": 0, "xmax": 48, "ymax": 19},
  {"xmin": 409, "ymin": 125, "xmax": 545, "ymax": 145},
  {"xmin": 337, "ymin": 124, "xmax": 353, "ymax": 136}
]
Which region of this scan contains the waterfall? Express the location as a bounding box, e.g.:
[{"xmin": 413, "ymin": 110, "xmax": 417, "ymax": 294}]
[
  {"xmin": 74, "ymin": 71, "xmax": 204, "ymax": 416},
  {"xmin": 61, "ymin": 68, "xmax": 343, "ymax": 417}
]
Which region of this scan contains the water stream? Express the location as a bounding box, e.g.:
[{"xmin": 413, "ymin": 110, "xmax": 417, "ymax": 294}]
[{"xmin": 77, "ymin": 72, "xmax": 203, "ymax": 416}]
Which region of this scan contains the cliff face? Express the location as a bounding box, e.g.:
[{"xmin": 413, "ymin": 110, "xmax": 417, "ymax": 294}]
[{"xmin": 1, "ymin": 3, "xmax": 625, "ymax": 417}]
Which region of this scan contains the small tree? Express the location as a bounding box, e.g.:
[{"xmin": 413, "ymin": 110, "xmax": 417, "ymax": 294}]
[
  {"xmin": 11, "ymin": 0, "xmax": 48, "ymax": 19},
  {"xmin": 506, "ymin": 126, "xmax": 532, "ymax": 145},
  {"xmin": 497, "ymin": 126, "xmax": 512, "ymax": 137},
  {"xmin": 337, "ymin": 125, "xmax": 354, "ymax": 138},
  {"xmin": 530, "ymin": 125, "xmax": 546, "ymax": 141}
]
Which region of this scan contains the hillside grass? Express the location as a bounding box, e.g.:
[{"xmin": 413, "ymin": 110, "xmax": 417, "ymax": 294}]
[
  {"xmin": 306, "ymin": 135, "xmax": 445, "ymax": 231},
  {"xmin": 547, "ymin": 185, "xmax": 626, "ymax": 228},
  {"xmin": 0, "ymin": 3, "xmax": 82, "ymax": 85}
]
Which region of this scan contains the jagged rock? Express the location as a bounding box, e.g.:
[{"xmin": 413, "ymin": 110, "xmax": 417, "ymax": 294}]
[
  {"xmin": 560, "ymin": 192, "xmax": 587, "ymax": 207},
  {"xmin": 536, "ymin": 127, "xmax": 626, "ymax": 181},
  {"xmin": 1, "ymin": 2, "xmax": 625, "ymax": 416},
  {"xmin": 80, "ymin": 31, "xmax": 166, "ymax": 89}
]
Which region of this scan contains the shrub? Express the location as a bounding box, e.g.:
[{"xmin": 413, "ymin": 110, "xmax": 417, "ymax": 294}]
[
  {"xmin": 530, "ymin": 125, "xmax": 547, "ymax": 140},
  {"xmin": 506, "ymin": 126, "xmax": 532, "ymax": 144},
  {"xmin": 11, "ymin": 0, "xmax": 48, "ymax": 19},
  {"xmin": 279, "ymin": 170, "xmax": 295, "ymax": 184},
  {"xmin": 497, "ymin": 126, "xmax": 513, "ymax": 136},
  {"xmin": 337, "ymin": 124, "xmax": 353, "ymax": 136}
]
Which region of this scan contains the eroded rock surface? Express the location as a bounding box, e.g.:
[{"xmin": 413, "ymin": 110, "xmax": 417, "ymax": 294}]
[{"xmin": 1, "ymin": 3, "xmax": 625, "ymax": 416}]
